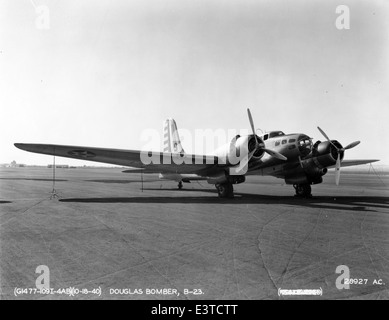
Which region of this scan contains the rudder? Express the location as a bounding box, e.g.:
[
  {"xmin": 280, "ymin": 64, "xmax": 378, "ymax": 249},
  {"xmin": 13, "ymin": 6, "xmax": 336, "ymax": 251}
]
[{"xmin": 163, "ymin": 118, "xmax": 186, "ymax": 154}]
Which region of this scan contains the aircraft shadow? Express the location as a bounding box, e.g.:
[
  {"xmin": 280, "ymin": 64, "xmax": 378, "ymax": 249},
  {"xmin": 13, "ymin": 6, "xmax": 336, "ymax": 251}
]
[
  {"xmin": 59, "ymin": 193, "xmax": 389, "ymax": 213},
  {"xmin": 142, "ymin": 187, "xmax": 215, "ymax": 192},
  {"xmin": 86, "ymin": 179, "xmax": 161, "ymax": 184},
  {"xmin": 0, "ymin": 178, "xmax": 67, "ymax": 182}
]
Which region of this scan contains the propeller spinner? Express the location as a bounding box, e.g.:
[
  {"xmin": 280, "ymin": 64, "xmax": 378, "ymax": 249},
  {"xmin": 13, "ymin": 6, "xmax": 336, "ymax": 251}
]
[{"xmin": 317, "ymin": 126, "xmax": 360, "ymax": 185}]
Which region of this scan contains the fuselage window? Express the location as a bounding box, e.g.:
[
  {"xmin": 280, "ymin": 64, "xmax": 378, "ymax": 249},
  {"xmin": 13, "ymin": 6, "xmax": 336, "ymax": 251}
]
[
  {"xmin": 263, "ymin": 134, "xmax": 269, "ymax": 140},
  {"xmin": 288, "ymin": 139, "xmax": 296, "ymax": 143},
  {"xmin": 282, "ymin": 139, "xmax": 287, "ymax": 144},
  {"xmin": 275, "ymin": 140, "xmax": 280, "ymax": 146}
]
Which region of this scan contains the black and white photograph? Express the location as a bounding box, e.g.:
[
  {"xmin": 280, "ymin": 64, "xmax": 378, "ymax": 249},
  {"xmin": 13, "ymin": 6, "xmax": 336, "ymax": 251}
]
[{"xmin": 1, "ymin": 0, "xmax": 388, "ymax": 306}]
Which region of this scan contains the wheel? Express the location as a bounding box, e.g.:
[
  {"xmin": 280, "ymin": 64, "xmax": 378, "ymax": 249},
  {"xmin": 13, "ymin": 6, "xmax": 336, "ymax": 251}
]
[
  {"xmin": 293, "ymin": 184, "xmax": 312, "ymax": 198},
  {"xmin": 216, "ymin": 183, "xmax": 234, "ymax": 198},
  {"xmin": 178, "ymin": 181, "xmax": 183, "ymax": 190},
  {"xmin": 294, "ymin": 184, "xmax": 304, "ymax": 197}
]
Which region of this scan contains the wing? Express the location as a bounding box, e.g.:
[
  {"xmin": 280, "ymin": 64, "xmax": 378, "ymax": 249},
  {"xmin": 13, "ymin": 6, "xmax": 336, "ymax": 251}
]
[
  {"xmin": 14, "ymin": 143, "xmax": 225, "ymax": 175},
  {"xmin": 329, "ymin": 159, "xmax": 379, "ymax": 168}
]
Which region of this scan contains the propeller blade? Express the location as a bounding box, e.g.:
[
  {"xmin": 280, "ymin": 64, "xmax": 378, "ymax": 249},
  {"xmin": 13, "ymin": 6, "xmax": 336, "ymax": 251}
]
[
  {"xmin": 263, "ymin": 148, "xmax": 287, "ymax": 161},
  {"xmin": 317, "ymin": 126, "xmax": 339, "ymax": 151},
  {"xmin": 341, "ymin": 141, "xmax": 360, "ymax": 151},
  {"xmin": 317, "ymin": 126, "xmax": 331, "ymax": 142},
  {"xmin": 247, "ymin": 108, "xmax": 258, "ymax": 145},
  {"xmin": 335, "ymin": 153, "xmax": 341, "ymax": 186},
  {"xmin": 316, "ymin": 127, "xmax": 361, "ymax": 185},
  {"xmin": 247, "ymin": 108, "xmax": 286, "ymax": 161}
]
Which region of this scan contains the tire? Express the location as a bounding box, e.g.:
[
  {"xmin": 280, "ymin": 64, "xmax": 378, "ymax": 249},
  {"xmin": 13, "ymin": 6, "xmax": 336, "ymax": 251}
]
[
  {"xmin": 294, "ymin": 184, "xmax": 312, "ymax": 198},
  {"xmin": 216, "ymin": 183, "xmax": 234, "ymax": 198}
]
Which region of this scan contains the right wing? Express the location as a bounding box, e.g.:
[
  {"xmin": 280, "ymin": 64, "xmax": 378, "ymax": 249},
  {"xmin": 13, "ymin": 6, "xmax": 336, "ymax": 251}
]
[{"xmin": 329, "ymin": 159, "xmax": 379, "ymax": 168}]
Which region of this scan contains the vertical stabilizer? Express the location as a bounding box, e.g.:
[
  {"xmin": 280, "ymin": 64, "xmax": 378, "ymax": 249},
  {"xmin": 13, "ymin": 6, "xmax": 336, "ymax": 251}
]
[{"xmin": 163, "ymin": 118, "xmax": 186, "ymax": 154}]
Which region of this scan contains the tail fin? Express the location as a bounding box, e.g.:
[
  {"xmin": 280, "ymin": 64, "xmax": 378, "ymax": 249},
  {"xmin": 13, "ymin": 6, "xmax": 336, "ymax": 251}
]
[{"xmin": 163, "ymin": 118, "xmax": 186, "ymax": 154}]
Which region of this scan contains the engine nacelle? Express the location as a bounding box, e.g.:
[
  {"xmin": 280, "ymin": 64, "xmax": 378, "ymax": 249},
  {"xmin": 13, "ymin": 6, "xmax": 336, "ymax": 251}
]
[
  {"xmin": 285, "ymin": 167, "xmax": 327, "ymax": 185},
  {"xmin": 207, "ymin": 171, "xmax": 246, "ymax": 185},
  {"xmin": 215, "ymin": 134, "xmax": 265, "ymax": 165},
  {"xmin": 310, "ymin": 140, "xmax": 344, "ymax": 168},
  {"xmin": 284, "ymin": 140, "xmax": 342, "ymax": 185}
]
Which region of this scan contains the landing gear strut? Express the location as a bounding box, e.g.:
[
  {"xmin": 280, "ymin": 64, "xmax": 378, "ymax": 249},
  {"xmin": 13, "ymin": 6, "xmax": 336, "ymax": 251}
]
[
  {"xmin": 293, "ymin": 184, "xmax": 312, "ymax": 198},
  {"xmin": 215, "ymin": 182, "xmax": 234, "ymax": 198},
  {"xmin": 178, "ymin": 181, "xmax": 183, "ymax": 190}
]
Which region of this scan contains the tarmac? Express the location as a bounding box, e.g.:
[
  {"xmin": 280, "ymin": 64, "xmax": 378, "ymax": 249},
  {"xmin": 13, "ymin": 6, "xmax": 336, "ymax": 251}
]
[{"xmin": 0, "ymin": 167, "xmax": 388, "ymax": 299}]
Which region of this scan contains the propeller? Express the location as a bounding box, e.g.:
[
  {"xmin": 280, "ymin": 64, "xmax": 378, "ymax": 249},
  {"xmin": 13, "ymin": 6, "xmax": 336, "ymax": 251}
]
[
  {"xmin": 341, "ymin": 141, "xmax": 360, "ymax": 151},
  {"xmin": 247, "ymin": 108, "xmax": 287, "ymax": 161},
  {"xmin": 335, "ymin": 154, "xmax": 341, "ymax": 186},
  {"xmin": 247, "ymin": 107, "xmax": 259, "ymax": 146},
  {"xmin": 317, "ymin": 126, "xmax": 360, "ymax": 185}
]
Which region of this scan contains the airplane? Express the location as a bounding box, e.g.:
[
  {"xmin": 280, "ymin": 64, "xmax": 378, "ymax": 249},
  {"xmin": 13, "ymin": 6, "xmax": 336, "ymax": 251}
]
[{"xmin": 14, "ymin": 109, "xmax": 378, "ymax": 198}]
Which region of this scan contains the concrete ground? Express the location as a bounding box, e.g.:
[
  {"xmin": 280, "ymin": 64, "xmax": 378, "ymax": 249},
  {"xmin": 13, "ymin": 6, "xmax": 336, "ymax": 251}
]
[{"xmin": 0, "ymin": 167, "xmax": 388, "ymax": 300}]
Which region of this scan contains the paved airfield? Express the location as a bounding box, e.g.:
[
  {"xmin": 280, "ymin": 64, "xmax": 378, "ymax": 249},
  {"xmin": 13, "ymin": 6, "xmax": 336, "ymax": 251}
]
[{"xmin": 1, "ymin": 167, "xmax": 388, "ymax": 300}]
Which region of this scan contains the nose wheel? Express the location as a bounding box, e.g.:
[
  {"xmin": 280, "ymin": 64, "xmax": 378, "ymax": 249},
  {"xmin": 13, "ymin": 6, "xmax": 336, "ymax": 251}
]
[{"xmin": 293, "ymin": 184, "xmax": 312, "ymax": 198}]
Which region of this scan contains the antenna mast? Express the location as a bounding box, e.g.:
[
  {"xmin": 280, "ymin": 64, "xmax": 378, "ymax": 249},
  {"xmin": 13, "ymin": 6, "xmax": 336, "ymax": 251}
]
[{"xmin": 50, "ymin": 148, "xmax": 59, "ymax": 199}]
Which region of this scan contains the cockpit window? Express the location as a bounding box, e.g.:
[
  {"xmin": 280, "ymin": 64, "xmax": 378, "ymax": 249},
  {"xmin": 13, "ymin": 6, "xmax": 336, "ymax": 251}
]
[
  {"xmin": 269, "ymin": 131, "xmax": 285, "ymax": 138},
  {"xmin": 298, "ymin": 134, "xmax": 313, "ymax": 157}
]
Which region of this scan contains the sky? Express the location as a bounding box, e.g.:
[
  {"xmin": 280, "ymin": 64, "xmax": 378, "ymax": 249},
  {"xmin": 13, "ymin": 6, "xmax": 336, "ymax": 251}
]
[{"xmin": 1, "ymin": 0, "xmax": 388, "ymax": 166}]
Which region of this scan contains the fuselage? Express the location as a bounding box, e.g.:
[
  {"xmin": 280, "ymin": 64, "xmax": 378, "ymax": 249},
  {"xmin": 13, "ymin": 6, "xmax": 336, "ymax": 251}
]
[
  {"xmin": 159, "ymin": 130, "xmax": 315, "ymax": 183},
  {"xmin": 260, "ymin": 131, "xmax": 313, "ymax": 160}
]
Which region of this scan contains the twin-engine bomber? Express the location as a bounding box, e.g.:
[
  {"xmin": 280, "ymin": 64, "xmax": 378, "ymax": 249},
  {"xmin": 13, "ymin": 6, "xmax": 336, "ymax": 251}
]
[{"xmin": 15, "ymin": 109, "xmax": 378, "ymax": 198}]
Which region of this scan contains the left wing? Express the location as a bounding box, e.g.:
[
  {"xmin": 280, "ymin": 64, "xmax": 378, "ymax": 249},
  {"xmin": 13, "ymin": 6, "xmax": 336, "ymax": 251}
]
[{"xmin": 14, "ymin": 143, "xmax": 225, "ymax": 175}]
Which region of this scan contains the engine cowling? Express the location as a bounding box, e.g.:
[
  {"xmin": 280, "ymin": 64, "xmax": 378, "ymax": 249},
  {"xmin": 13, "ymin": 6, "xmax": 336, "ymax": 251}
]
[
  {"xmin": 285, "ymin": 140, "xmax": 343, "ymax": 185},
  {"xmin": 311, "ymin": 140, "xmax": 344, "ymax": 168},
  {"xmin": 215, "ymin": 134, "xmax": 265, "ymax": 165}
]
